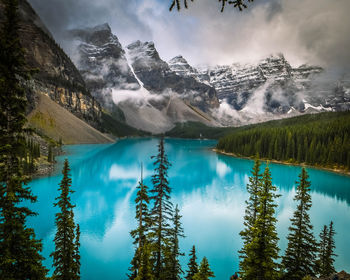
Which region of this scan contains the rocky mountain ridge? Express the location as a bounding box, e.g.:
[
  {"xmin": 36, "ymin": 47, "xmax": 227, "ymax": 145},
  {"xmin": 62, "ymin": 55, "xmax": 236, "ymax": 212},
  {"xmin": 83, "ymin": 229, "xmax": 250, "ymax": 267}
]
[
  {"xmin": 66, "ymin": 22, "xmax": 350, "ymax": 131},
  {"xmin": 68, "ymin": 25, "xmax": 221, "ymax": 133}
]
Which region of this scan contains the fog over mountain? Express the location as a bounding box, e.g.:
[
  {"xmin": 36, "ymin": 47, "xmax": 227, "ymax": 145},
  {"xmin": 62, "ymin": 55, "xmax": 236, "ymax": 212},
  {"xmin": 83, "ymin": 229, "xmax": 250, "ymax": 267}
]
[{"xmin": 28, "ymin": 0, "xmax": 350, "ymax": 71}]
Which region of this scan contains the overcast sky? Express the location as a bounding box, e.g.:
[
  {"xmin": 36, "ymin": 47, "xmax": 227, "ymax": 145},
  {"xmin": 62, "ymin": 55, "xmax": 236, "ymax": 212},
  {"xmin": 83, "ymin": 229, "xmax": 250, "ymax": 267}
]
[{"xmin": 28, "ymin": 0, "xmax": 350, "ymax": 70}]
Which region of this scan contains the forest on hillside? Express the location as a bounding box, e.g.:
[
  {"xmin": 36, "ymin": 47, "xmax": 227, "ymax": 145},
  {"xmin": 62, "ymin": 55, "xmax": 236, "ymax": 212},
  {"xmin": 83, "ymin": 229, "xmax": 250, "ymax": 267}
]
[{"xmin": 217, "ymin": 111, "xmax": 350, "ymax": 170}]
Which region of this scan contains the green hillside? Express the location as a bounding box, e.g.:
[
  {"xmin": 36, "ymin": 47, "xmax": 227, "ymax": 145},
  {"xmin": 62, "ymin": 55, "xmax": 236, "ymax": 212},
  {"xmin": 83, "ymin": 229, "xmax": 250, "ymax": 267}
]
[{"xmin": 216, "ymin": 111, "xmax": 350, "ymax": 170}]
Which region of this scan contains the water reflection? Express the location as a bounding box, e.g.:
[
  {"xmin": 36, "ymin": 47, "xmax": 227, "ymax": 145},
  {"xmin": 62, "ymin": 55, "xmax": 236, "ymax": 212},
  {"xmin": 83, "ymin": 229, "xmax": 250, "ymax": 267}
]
[{"xmin": 27, "ymin": 138, "xmax": 350, "ymax": 280}]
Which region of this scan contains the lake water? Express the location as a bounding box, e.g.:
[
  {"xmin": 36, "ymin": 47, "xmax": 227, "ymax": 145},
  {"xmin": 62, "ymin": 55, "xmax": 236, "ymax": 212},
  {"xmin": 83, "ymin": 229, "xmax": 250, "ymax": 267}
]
[{"xmin": 27, "ymin": 138, "xmax": 350, "ymax": 280}]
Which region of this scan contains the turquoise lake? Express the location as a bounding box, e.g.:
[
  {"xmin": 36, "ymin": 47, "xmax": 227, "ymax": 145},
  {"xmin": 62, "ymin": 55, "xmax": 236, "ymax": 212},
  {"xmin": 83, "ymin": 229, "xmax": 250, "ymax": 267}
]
[{"xmin": 27, "ymin": 138, "xmax": 350, "ymax": 280}]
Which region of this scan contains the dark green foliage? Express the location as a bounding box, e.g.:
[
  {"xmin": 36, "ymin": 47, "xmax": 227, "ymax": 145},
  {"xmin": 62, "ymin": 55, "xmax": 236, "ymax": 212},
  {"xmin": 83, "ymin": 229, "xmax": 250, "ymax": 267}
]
[
  {"xmin": 281, "ymin": 168, "xmax": 317, "ymax": 279},
  {"xmin": 217, "ymin": 111, "xmax": 350, "ymax": 170},
  {"xmin": 240, "ymin": 166, "xmax": 280, "ymax": 280},
  {"xmin": 239, "ymin": 158, "xmax": 262, "ymax": 276},
  {"xmin": 193, "ymin": 257, "xmax": 215, "ymax": 280},
  {"xmin": 73, "ymin": 224, "xmax": 81, "ymax": 279},
  {"xmin": 323, "ymin": 221, "xmax": 337, "ymax": 276},
  {"xmin": 315, "ymin": 225, "xmax": 329, "ymax": 277},
  {"xmin": 0, "ymin": 0, "xmax": 47, "ymax": 278},
  {"xmin": 169, "ymin": 0, "xmax": 254, "ymax": 12},
  {"xmin": 315, "ymin": 222, "xmax": 337, "ymax": 278},
  {"xmin": 48, "ymin": 145, "xmax": 54, "ymax": 163},
  {"xmin": 149, "ymin": 137, "xmax": 174, "ymax": 279},
  {"xmin": 128, "ymin": 164, "xmax": 153, "ymax": 280},
  {"xmin": 185, "ymin": 245, "xmax": 199, "ymax": 280},
  {"xmin": 20, "ymin": 138, "xmax": 41, "ymax": 174},
  {"xmin": 51, "ymin": 159, "xmax": 80, "ymax": 279},
  {"xmin": 315, "ymin": 221, "xmax": 337, "ymax": 278},
  {"xmin": 134, "ymin": 242, "xmax": 155, "ymax": 280},
  {"xmin": 164, "ymin": 205, "xmax": 185, "ymax": 280}
]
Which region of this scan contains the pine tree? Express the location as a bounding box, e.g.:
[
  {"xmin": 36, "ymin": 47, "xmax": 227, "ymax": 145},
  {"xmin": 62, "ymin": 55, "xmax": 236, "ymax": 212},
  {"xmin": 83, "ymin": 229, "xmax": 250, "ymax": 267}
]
[
  {"xmin": 325, "ymin": 221, "xmax": 336, "ymax": 275},
  {"xmin": 239, "ymin": 159, "xmax": 262, "ymax": 275},
  {"xmin": 0, "ymin": 0, "xmax": 47, "ymax": 278},
  {"xmin": 193, "ymin": 257, "xmax": 215, "ymax": 280},
  {"xmin": 241, "ymin": 165, "xmax": 280, "ymax": 280},
  {"xmin": 315, "ymin": 225, "xmax": 328, "ymax": 277},
  {"xmin": 51, "ymin": 159, "xmax": 80, "ymax": 279},
  {"xmin": 48, "ymin": 145, "xmax": 53, "ymax": 163},
  {"xmin": 149, "ymin": 137, "xmax": 173, "ymax": 279},
  {"xmin": 73, "ymin": 224, "xmax": 81, "ymax": 280},
  {"xmin": 282, "ymin": 168, "xmax": 317, "ymax": 279},
  {"xmin": 165, "ymin": 205, "xmax": 185, "ymax": 280},
  {"xmin": 135, "ymin": 242, "xmax": 154, "ymax": 280},
  {"xmin": 185, "ymin": 246, "xmax": 199, "ymax": 280},
  {"xmin": 128, "ymin": 163, "xmax": 153, "ymax": 280}
]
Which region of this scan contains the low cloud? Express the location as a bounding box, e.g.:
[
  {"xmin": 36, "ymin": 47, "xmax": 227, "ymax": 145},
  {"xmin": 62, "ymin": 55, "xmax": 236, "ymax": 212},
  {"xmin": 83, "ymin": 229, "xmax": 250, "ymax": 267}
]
[{"xmin": 29, "ymin": 0, "xmax": 350, "ymax": 72}]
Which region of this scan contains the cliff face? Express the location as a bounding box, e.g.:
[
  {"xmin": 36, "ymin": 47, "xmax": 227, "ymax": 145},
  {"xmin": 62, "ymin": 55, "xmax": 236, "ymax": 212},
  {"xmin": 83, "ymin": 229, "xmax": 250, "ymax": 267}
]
[
  {"xmin": 0, "ymin": 0, "xmax": 104, "ymax": 130},
  {"xmin": 67, "ymin": 26, "xmax": 221, "ymax": 133},
  {"xmin": 66, "ymin": 23, "xmax": 139, "ymax": 120},
  {"xmin": 126, "ymin": 40, "xmax": 219, "ymax": 112},
  {"xmin": 181, "ymin": 54, "xmax": 324, "ymax": 113}
]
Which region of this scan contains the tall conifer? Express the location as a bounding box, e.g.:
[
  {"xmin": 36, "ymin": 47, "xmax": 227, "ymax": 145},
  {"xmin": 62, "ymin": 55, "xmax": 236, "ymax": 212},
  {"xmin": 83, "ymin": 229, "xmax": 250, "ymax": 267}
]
[
  {"xmin": 315, "ymin": 225, "xmax": 328, "ymax": 277},
  {"xmin": 282, "ymin": 168, "xmax": 317, "ymax": 279},
  {"xmin": 128, "ymin": 164, "xmax": 153, "ymax": 280},
  {"xmin": 193, "ymin": 257, "xmax": 215, "ymax": 280},
  {"xmin": 0, "ymin": 0, "xmax": 47, "ymax": 278},
  {"xmin": 51, "ymin": 159, "xmax": 80, "ymax": 279},
  {"xmin": 239, "ymin": 159, "xmax": 262, "ymax": 275},
  {"xmin": 325, "ymin": 221, "xmax": 336, "ymax": 275},
  {"xmin": 185, "ymin": 245, "xmax": 199, "ymax": 280},
  {"xmin": 149, "ymin": 137, "xmax": 173, "ymax": 279},
  {"xmin": 241, "ymin": 165, "xmax": 280, "ymax": 280},
  {"xmin": 165, "ymin": 204, "xmax": 185, "ymax": 280}
]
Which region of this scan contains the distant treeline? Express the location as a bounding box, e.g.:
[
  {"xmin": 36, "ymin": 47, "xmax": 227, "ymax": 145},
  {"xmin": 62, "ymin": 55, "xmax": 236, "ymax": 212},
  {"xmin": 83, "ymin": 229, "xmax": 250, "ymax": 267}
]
[{"xmin": 217, "ymin": 111, "xmax": 350, "ymax": 170}]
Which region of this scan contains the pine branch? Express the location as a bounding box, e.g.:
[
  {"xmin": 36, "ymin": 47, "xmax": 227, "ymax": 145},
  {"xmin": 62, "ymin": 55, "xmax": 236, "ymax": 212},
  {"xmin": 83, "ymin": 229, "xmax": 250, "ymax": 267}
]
[{"xmin": 169, "ymin": 0, "xmax": 254, "ymax": 12}]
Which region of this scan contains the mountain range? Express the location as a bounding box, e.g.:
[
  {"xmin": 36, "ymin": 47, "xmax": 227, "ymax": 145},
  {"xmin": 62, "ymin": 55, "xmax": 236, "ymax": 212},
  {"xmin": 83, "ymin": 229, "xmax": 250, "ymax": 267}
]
[
  {"xmin": 66, "ymin": 22, "xmax": 350, "ymax": 132},
  {"xmin": 3, "ymin": 0, "xmax": 350, "ymax": 141}
]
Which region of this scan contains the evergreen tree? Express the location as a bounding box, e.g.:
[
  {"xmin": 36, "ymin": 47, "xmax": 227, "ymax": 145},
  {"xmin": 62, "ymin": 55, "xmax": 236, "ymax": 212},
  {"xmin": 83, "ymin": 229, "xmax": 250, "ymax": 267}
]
[
  {"xmin": 48, "ymin": 145, "xmax": 53, "ymax": 163},
  {"xmin": 0, "ymin": 0, "xmax": 47, "ymax": 278},
  {"xmin": 241, "ymin": 166, "xmax": 280, "ymax": 280},
  {"xmin": 193, "ymin": 257, "xmax": 215, "ymax": 280},
  {"xmin": 165, "ymin": 205, "xmax": 185, "ymax": 280},
  {"xmin": 239, "ymin": 158, "xmax": 262, "ymax": 275},
  {"xmin": 325, "ymin": 221, "xmax": 336, "ymax": 276},
  {"xmin": 128, "ymin": 163, "xmax": 153, "ymax": 280},
  {"xmin": 134, "ymin": 242, "xmax": 154, "ymax": 280},
  {"xmin": 282, "ymin": 168, "xmax": 317, "ymax": 279},
  {"xmin": 149, "ymin": 137, "xmax": 173, "ymax": 279},
  {"xmin": 73, "ymin": 224, "xmax": 81, "ymax": 280},
  {"xmin": 185, "ymin": 246, "xmax": 199, "ymax": 280},
  {"xmin": 51, "ymin": 159, "xmax": 80, "ymax": 279},
  {"xmin": 315, "ymin": 225, "xmax": 328, "ymax": 277}
]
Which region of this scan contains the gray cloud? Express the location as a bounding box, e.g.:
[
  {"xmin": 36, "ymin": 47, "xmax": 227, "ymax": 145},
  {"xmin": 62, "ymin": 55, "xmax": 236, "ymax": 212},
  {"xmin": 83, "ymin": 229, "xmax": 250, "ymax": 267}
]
[{"xmin": 28, "ymin": 0, "xmax": 350, "ymax": 71}]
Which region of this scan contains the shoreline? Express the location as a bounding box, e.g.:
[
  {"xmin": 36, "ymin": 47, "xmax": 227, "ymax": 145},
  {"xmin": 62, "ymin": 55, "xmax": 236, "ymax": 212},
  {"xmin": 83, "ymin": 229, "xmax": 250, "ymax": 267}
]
[{"xmin": 213, "ymin": 148, "xmax": 350, "ymax": 177}]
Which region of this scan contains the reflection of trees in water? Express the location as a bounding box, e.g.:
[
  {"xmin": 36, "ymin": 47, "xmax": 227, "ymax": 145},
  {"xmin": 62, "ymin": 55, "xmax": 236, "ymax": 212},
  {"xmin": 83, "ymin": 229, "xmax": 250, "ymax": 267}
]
[{"xmin": 218, "ymin": 153, "xmax": 350, "ymax": 205}]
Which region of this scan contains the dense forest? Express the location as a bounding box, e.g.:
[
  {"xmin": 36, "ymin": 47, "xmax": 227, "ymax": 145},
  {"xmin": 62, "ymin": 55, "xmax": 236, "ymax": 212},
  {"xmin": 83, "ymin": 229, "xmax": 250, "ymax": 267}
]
[{"xmin": 217, "ymin": 111, "xmax": 350, "ymax": 170}]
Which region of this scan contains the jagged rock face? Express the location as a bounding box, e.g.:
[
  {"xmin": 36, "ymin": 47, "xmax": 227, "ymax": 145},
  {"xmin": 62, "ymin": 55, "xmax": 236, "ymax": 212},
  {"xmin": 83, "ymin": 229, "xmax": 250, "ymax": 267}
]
[
  {"xmin": 0, "ymin": 0, "xmax": 103, "ymax": 129},
  {"xmin": 126, "ymin": 41, "xmax": 219, "ymax": 112},
  {"xmin": 173, "ymin": 53, "xmax": 330, "ymax": 114},
  {"xmin": 69, "ymin": 24, "xmax": 139, "ymax": 92},
  {"xmin": 67, "ymin": 24, "xmax": 139, "ymax": 117},
  {"xmin": 168, "ymin": 55, "xmax": 198, "ymax": 78}
]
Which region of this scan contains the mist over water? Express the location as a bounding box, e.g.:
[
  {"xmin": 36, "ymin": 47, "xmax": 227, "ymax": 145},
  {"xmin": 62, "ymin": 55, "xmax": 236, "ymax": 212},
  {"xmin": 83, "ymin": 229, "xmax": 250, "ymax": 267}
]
[{"xmin": 27, "ymin": 138, "xmax": 350, "ymax": 280}]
